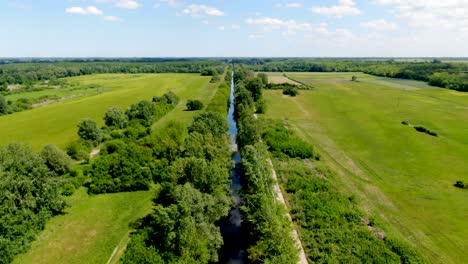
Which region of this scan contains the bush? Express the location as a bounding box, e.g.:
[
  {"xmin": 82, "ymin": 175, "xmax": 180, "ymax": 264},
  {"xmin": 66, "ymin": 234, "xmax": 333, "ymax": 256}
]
[
  {"xmin": 455, "ymin": 181, "xmax": 466, "ymax": 189},
  {"xmin": 263, "ymin": 126, "xmax": 314, "ymax": 159},
  {"xmin": 152, "ymin": 91, "xmax": 179, "ymax": 106},
  {"xmin": 186, "ymin": 99, "xmax": 204, "ymax": 111},
  {"xmin": 401, "ymin": 121, "xmax": 409, "ymax": 125},
  {"xmin": 77, "ymin": 118, "xmax": 102, "ymax": 145},
  {"xmin": 40, "ymin": 144, "xmax": 73, "ymax": 175},
  {"xmin": 66, "ymin": 140, "xmax": 92, "ymax": 161},
  {"xmin": 126, "ymin": 100, "xmax": 155, "ymax": 126},
  {"xmin": 283, "ymin": 86, "xmax": 298, "ymax": 96},
  {"xmin": 104, "ymin": 107, "xmax": 128, "ymax": 129},
  {"xmin": 414, "ymin": 126, "xmax": 438, "ymax": 137}
]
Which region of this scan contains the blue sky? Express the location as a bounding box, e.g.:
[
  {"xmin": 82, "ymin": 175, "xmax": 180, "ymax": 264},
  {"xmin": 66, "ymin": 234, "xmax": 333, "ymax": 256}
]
[{"xmin": 1, "ymin": 0, "xmax": 467, "ymax": 57}]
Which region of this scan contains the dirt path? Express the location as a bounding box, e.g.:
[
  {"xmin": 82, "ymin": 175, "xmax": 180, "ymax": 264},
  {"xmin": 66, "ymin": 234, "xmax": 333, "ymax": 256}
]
[
  {"xmin": 268, "ymin": 159, "xmax": 309, "ymax": 264},
  {"xmin": 254, "ymin": 114, "xmax": 308, "ymax": 264},
  {"xmin": 90, "ymin": 147, "xmax": 100, "ymax": 158}
]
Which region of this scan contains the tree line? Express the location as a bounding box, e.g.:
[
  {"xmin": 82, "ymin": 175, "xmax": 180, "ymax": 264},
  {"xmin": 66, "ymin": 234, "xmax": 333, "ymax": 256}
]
[
  {"xmin": 0, "ymin": 61, "xmax": 224, "ymax": 86},
  {"xmin": 233, "ymin": 65, "xmax": 299, "ymax": 263}
]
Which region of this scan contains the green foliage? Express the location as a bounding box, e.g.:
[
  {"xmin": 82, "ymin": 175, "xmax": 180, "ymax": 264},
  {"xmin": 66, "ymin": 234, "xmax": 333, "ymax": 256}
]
[
  {"xmin": 240, "ymin": 144, "xmax": 298, "ymax": 264},
  {"xmin": 454, "ymin": 181, "xmax": 465, "ymax": 189},
  {"xmin": 188, "ymin": 111, "xmax": 228, "ymax": 139},
  {"xmin": 0, "ymin": 144, "xmax": 66, "ymax": 264},
  {"xmin": 263, "ymin": 126, "xmax": 314, "ymax": 159},
  {"xmin": 77, "ymin": 118, "xmax": 102, "ymax": 145},
  {"xmin": 244, "ymin": 77, "xmax": 264, "ymax": 102},
  {"xmin": 206, "ymin": 82, "xmax": 230, "ymax": 115},
  {"xmin": 257, "ymin": 73, "xmax": 269, "ymax": 85},
  {"xmin": 186, "ymin": 99, "xmax": 204, "ymax": 111},
  {"xmin": 0, "ymin": 60, "xmax": 224, "ymax": 85},
  {"xmin": 152, "ymin": 91, "xmax": 179, "ymax": 106},
  {"xmin": 40, "ymin": 144, "xmax": 73, "ymax": 175},
  {"xmin": 121, "ymin": 111, "xmax": 232, "ymax": 263},
  {"xmin": 352, "ymin": 75, "xmax": 358, "ymax": 81},
  {"xmin": 255, "ymin": 98, "xmax": 266, "ymax": 114},
  {"xmin": 126, "ymin": 100, "xmax": 155, "ymax": 127},
  {"xmin": 0, "ymin": 94, "xmax": 8, "ymax": 114},
  {"xmin": 87, "ymin": 141, "xmax": 152, "ymax": 194},
  {"xmin": 273, "ymin": 158, "xmax": 427, "ymax": 263},
  {"xmin": 66, "ymin": 140, "xmax": 92, "ymax": 161},
  {"xmin": 104, "ymin": 107, "xmax": 128, "ymax": 129},
  {"xmin": 283, "ymin": 86, "xmax": 298, "ymax": 96}
]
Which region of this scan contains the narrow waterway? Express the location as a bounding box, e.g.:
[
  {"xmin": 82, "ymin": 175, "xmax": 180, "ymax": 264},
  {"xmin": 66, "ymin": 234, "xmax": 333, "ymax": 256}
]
[{"xmin": 218, "ymin": 69, "xmax": 247, "ymax": 264}]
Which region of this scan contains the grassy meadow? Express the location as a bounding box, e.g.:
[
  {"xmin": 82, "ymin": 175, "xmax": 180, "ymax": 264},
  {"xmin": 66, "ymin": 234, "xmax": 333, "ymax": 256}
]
[
  {"xmin": 262, "ymin": 72, "xmax": 468, "ymax": 263},
  {"xmin": 0, "ymin": 73, "xmax": 216, "ymax": 150},
  {"xmin": 12, "ymin": 188, "xmax": 154, "ymax": 264}
]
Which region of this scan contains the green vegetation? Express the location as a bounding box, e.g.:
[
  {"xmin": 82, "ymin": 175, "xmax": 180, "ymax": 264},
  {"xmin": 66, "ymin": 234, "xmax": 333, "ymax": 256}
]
[
  {"xmin": 186, "ymin": 99, "xmax": 204, "ymax": 111},
  {"xmin": 206, "ymin": 82, "xmax": 230, "ymax": 116},
  {"xmin": 262, "ymin": 72, "xmax": 468, "ymax": 263},
  {"xmin": 120, "ymin": 111, "xmax": 232, "ymax": 263},
  {"xmin": 282, "ymin": 86, "xmax": 299, "ymax": 96},
  {"xmin": 0, "ymin": 144, "xmax": 67, "ymax": 264},
  {"xmin": 272, "ymin": 157, "xmax": 426, "ymax": 263},
  {"xmin": 263, "ymin": 125, "xmax": 314, "ymax": 159},
  {"xmin": 12, "ymin": 188, "xmax": 153, "ymax": 264},
  {"xmin": 0, "ymin": 60, "xmax": 223, "ymax": 85},
  {"xmin": 233, "ymin": 67, "xmax": 298, "ymax": 263},
  {"xmin": 242, "ymin": 59, "xmax": 468, "ymax": 91},
  {"xmin": 0, "ymin": 73, "xmax": 216, "ymax": 150}
]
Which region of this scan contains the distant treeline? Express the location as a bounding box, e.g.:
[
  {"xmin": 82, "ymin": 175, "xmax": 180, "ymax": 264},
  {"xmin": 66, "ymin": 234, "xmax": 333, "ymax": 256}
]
[
  {"xmin": 242, "ymin": 59, "xmax": 468, "ymax": 91},
  {"xmin": 0, "ymin": 61, "xmax": 224, "ymax": 86}
]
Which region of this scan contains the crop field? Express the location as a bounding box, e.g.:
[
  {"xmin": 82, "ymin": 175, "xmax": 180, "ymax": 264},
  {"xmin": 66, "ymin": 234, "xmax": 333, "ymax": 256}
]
[
  {"xmin": 0, "ymin": 73, "xmax": 216, "ymax": 150},
  {"xmin": 261, "ymin": 72, "xmax": 301, "ymax": 85},
  {"xmin": 13, "ymin": 188, "xmax": 154, "ymax": 264},
  {"xmin": 261, "ymin": 73, "xmax": 468, "ymax": 263}
]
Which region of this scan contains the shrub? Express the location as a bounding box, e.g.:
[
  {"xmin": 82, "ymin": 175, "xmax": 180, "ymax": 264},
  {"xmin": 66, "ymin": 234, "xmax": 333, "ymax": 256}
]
[
  {"xmin": 186, "ymin": 99, "xmax": 204, "ymax": 111},
  {"xmin": 0, "ymin": 94, "xmax": 8, "ymax": 114},
  {"xmin": 77, "ymin": 118, "xmax": 102, "ymax": 145},
  {"xmin": 283, "ymin": 86, "xmax": 298, "ymax": 96},
  {"xmin": 414, "ymin": 126, "xmax": 438, "ymax": 137},
  {"xmin": 401, "ymin": 121, "xmax": 409, "ymax": 125},
  {"xmin": 455, "ymin": 181, "xmax": 465, "ymax": 189},
  {"xmin": 66, "ymin": 140, "xmax": 92, "ymax": 161},
  {"xmin": 256, "ymin": 98, "xmax": 266, "ymax": 114},
  {"xmin": 152, "ymin": 91, "xmax": 179, "ymax": 106},
  {"xmin": 104, "ymin": 107, "xmax": 128, "ymax": 129},
  {"xmin": 263, "ymin": 126, "xmax": 314, "ymax": 159},
  {"xmin": 126, "ymin": 100, "xmax": 155, "ymax": 126},
  {"xmin": 40, "ymin": 144, "xmax": 73, "ymax": 175}
]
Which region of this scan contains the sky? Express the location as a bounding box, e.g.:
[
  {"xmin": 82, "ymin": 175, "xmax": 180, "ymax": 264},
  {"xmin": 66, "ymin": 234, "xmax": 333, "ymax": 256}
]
[{"xmin": 0, "ymin": 0, "xmax": 467, "ymax": 57}]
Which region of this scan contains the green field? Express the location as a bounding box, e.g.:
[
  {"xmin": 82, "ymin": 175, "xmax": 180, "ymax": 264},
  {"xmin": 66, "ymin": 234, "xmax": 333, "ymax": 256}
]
[
  {"xmin": 262, "ymin": 72, "xmax": 468, "ymax": 263},
  {"xmin": 0, "ymin": 73, "xmax": 216, "ymax": 150},
  {"xmin": 13, "ymin": 188, "xmax": 154, "ymax": 264}
]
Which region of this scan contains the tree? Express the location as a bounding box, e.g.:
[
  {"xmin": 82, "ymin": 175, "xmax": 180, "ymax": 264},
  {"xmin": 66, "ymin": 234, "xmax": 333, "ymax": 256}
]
[
  {"xmin": 104, "ymin": 107, "xmax": 128, "ymax": 129},
  {"xmin": 0, "ymin": 94, "xmax": 8, "ymax": 114},
  {"xmin": 188, "ymin": 112, "xmax": 228, "ymax": 139},
  {"xmin": 283, "ymin": 86, "xmax": 298, "ymax": 97},
  {"xmin": 40, "ymin": 144, "xmax": 73, "ymax": 175},
  {"xmin": 244, "ymin": 77, "xmax": 264, "ymax": 102},
  {"xmin": 186, "ymin": 100, "xmax": 204, "ymax": 111},
  {"xmin": 0, "ymin": 144, "xmax": 66, "ymax": 263},
  {"xmin": 352, "ymin": 75, "xmax": 358, "ymax": 81},
  {"xmin": 77, "ymin": 118, "xmax": 102, "ymax": 144},
  {"xmin": 126, "ymin": 100, "xmax": 155, "ymax": 126},
  {"xmin": 257, "ymin": 73, "xmax": 269, "ymax": 85}
]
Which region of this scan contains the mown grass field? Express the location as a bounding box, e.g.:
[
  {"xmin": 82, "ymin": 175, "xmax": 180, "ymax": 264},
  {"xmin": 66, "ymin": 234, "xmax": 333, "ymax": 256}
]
[
  {"xmin": 262, "ymin": 72, "xmax": 468, "ymax": 263},
  {"xmin": 13, "ymin": 188, "xmax": 154, "ymax": 264},
  {"xmin": 0, "ymin": 73, "xmax": 216, "ymax": 150}
]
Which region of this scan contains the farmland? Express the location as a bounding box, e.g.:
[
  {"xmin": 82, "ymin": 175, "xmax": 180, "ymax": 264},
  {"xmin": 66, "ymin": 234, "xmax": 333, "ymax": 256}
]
[
  {"xmin": 262, "ymin": 72, "xmax": 468, "ymax": 263},
  {"xmin": 0, "ymin": 73, "xmax": 216, "ymax": 150}
]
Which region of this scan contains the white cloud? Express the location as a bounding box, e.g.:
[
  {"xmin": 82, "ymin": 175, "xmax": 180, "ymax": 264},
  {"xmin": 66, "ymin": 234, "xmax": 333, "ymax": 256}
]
[
  {"xmin": 360, "ymin": 19, "xmax": 397, "ymax": 30},
  {"xmin": 103, "ymin": 15, "xmax": 121, "ymax": 22},
  {"xmin": 160, "ymin": 0, "xmax": 184, "ymax": 8},
  {"xmin": 65, "ymin": 6, "xmax": 103, "ymax": 15},
  {"xmin": 231, "ymin": 24, "xmax": 241, "ymax": 30},
  {"xmin": 275, "ymin": 2, "xmax": 303, "ymax": 8},
  {"xmin": 115, "ymin": 0, "xmax": 140, "ymax": 9},
  {"xmin": 312, "ymin": 0, "xmax": 361, "ymax": 18},
  {"xmin": 182, "ymin": 4, "xmax": 224, "ymax": 17},
  {"xmin": 377, "ymin": 1, "xmax": 468, "ymax": 32}
]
